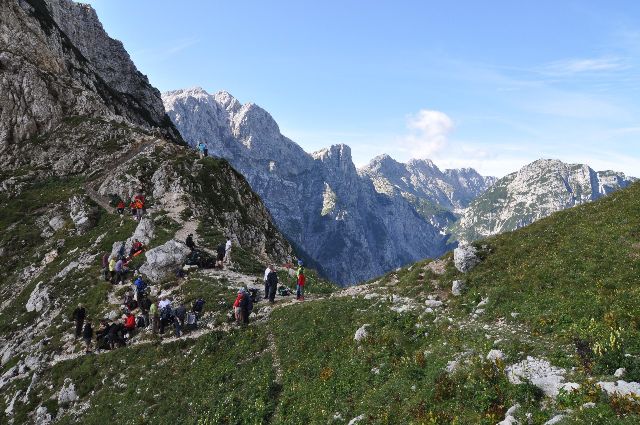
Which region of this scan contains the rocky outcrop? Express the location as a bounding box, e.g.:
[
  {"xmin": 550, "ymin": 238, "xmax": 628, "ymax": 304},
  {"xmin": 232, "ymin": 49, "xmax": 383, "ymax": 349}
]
[
  {"xmin": 164, "ymin": 88, "xmax": 463, "ymax": 284},
  {"xmin": 69, "ymin": 195, "xmax": 96, "ymax": 234},
  {"xmin": 0, "ymin": 0, "xmax": 181, "ymax": 167},
  {"xmin": 453, "ymin": 159, "xmax": 635, "ymax": 243},
  {"xmin": 453, "ymin": 245, "xmax": 480, "ymax": 273},
  {"xmin": 140, "ymin": 240, "xmax": 191, "ymax": 282},
  {"xmin": 360, "ymin": 154, "xmax": 495, "ymax": 211}
]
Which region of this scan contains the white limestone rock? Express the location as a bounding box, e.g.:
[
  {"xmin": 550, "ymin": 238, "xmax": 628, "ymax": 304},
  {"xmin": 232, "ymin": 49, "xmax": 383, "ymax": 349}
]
[
  {"xmin": 26, "ymin": 282, "xmax": 49, "ymax": 313},
  {"xmin": 57, "ymin": 378, "xmax": 78, "ymax": 406},
  {"xmin": 354, "ymin": 324, "xmax": 370, "ymax": 342},
  {"xmin": 140, "ymin": 240, "xmax": 191, "ymax": 282},
  {"xmin": 452, "ymin": 280, "xmax": 465, "ymax": 296},
  {"xmin": 454, "ymin": 244, "xmax": 480, "ymax": 273}
]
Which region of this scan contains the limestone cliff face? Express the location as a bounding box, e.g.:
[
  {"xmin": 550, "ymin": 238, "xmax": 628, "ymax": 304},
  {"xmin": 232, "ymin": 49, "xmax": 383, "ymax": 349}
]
[
  {"xmin": 164, "ymin": 88, "xmax": 461, "ymax": 284},
  {"xmin": 452, "ymin": 159, "xmax": 636, "ymax": 243},
  {"xmin": 0, "ymin": 0, "xmax": 180, "ymax": 164}
]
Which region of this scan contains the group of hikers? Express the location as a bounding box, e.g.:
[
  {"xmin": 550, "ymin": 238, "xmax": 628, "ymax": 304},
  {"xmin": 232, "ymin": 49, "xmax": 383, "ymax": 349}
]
[
  {"xmin": 71, "ymin": 274, "xmax": 207, "ymax": 354},
  {"xmin": 114, "ymin": 192, "xmax": 147, "ymax": 221},
  {"xmin": 232, "ymin": 260, "xmax": 306, "ymax": 324},
  {"xmin": 102, "ymin": 239, "xmax": 146, "ymax": 285}
]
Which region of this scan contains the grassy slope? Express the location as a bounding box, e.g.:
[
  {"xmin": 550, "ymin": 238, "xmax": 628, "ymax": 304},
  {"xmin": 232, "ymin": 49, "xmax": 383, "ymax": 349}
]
[
  {"xmin": 269, "ymin": 180, "xmax": 640, "ymax": 423},
  {"xmin": 4, "ymin": 144, "xmax": 640, "ymax": 423}
]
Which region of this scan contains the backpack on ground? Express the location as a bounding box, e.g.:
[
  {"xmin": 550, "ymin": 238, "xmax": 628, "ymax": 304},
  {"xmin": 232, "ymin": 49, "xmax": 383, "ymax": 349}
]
[
  {"xmin": 278, "ymin": 285, "xmax": 292, "ymax": 296},
  {"xmin": 186, "ymin": 312, "xmax": 197, "ymax": 329}
]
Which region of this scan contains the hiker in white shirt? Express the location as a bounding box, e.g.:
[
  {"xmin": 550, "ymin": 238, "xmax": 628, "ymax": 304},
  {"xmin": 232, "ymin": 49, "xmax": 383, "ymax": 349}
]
[
  {"xmin": 224, "ymin": 237, "xmax": 232, "ymax": 265},
  {"xmin": 263, "ymin": 265, "xmax": 272, "ymax": 299}
]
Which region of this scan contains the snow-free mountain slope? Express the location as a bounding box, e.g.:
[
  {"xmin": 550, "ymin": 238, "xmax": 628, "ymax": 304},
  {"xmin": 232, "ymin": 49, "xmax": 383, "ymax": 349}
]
[
  {"xmin": 452, "ymin": 158, "xmax": 635, "ymax": 243},
  {"xmin": 163, "ymin": 88, "xmax": 496, "ymax": 284}
]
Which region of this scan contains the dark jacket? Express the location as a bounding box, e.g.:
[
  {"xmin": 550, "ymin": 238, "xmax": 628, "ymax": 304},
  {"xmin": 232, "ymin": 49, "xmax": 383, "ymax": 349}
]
[
  {"xmin": 72, "ymin": 307, "xmax": 86, "ymax": 322},
  {"xmin": 82, "ymin": 323, "xmax": 93, "ymax": 340},
  {"xmin": 267, "ymin": 271, "xmax": 278, "ymax": 287},
  {"xmin": 174, "ymin": 305, "xmax": 187, "ymax": 321}
]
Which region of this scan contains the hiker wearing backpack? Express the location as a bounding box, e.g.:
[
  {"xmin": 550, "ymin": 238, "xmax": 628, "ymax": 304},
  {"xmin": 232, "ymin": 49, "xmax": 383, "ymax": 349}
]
[
  {"xmin": 239, "ymin": 288, "xmax": 253, "ymax": 324},
  {"xmin": 116, "ymin": 200, "xmax": 125, "ymax": 215},
  {"xmin": 150, "ymin": 300, "xmax": 159, "ymax": 334},
  {"xmin": 159, "ymin": 302, "xmax": 173, "ymax": 334},
  {"xmin": 174, "ymin": 303, "xmax": 187, "ymax": 337},
  {"xmin": 216, "ymin": 243, "xmax": 225, "ymax": 269},
  {"xmin": 114, "ymin": 258, "xmax": 125, "ymax": 285},
  {"xmin": 134, "ymin": 276, "xmax": 146, "ymax": 298},
  {"xmin": 108, "ymin": 256, "xmax": 116, "ymax": 283},
  {"xmin": 197, "ymin": 142, "xmax": 206, "ymax": 159},
  {"xmin": 266, "ymin": 267, "xmax": 279, "ymax": 303},
  {"xmin": 124, "ymin": 313, "xmax": 136, "ymax": 335},
  {"xmin": 72, "ymin": 303, "xmax": 86, "ymax": 338},
  {"xmin": 263, "ymin": 265, "xmax": 272, "ymax": 300},
  {"xmin": 296, "ymin": 260, "xmax": 306, "ymax": 301},
  {"xmin": 186, "ymin": 234, "xmax": 196, "ymax": 251}
]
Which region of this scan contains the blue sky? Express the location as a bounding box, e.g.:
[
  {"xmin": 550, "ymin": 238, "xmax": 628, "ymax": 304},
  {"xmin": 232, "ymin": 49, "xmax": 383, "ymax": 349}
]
[{"xmin": 84, "ymin": 0, "xmax": 640, "ymax": 177}]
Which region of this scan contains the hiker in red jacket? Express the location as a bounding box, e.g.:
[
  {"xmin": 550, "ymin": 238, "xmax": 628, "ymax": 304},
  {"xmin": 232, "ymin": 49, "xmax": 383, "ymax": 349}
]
[{"xmin": 116, "ymin": 200, "xmax": 125, "ymax": 215}]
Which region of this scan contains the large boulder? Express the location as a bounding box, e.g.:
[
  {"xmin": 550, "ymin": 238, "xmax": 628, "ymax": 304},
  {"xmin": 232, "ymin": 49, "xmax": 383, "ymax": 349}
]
[
  {"xmin": 69, "ymin": 196, "xmax": 97, "ymax": 234},
  {"xmin": 109, "ymin": 217, "xmax": 156, "ymax": 259},
  {"xmin": 26, "ymin": 282, "xmax": 49, "ymax": 313},
  {"xmin": 57, "ymin": 378, "xmax": 77, "ymax": 406},
  {"xmin": 140, "ymin": 240, "xmax": 190, "ymax": 282},
  {"xmin": 453, "ymin": 244, "xmax": 480, "ymax": 273}
]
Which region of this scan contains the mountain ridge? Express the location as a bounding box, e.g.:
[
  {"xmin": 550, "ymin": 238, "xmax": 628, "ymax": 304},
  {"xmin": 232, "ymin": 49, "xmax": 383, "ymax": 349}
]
[{"xmin": 163, "ymin": 87, "xmax": 494, "ymax": 284}]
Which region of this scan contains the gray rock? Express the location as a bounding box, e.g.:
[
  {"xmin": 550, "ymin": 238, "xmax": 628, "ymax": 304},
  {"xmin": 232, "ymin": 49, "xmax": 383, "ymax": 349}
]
[
  {"xmin": 354, "ymin": 324, "xmax": 370, "ymax": 342},
  {"xmin": 140, "ymin": 240, "xmax": 191, "ymax": 282},
  {"xmin": 451, "ymin": 280, "xmax": 465, "ymax": 296},
  {"xmin": 615, "ymin": 368, "xmax": 626, "ymax": 378},
  {"xmin": 26, "ymin": 282, "xmax": 49, "ymax": 313},
  {"xmin": 454, "ymin": 244, "xmax": 480, "ymax": 273},
  {"xmin": 57, "ymin": 378, "xmax": 78, "ymax": 406},
  {"xmin": 69, "ymin": 196, "xmax": 96, "ymax": 234},
  {"xmin": 453, "ymin": 159, "xmax": 635, "ymax": 244},
  {"xmin": 163, "ymin": 88, "xmax": 478, "ymax": 285},
  {"xmin": 35, "ymin": 406, "xmax": 53, "ymax": 425},
  {"xmin": 48, "ymin": 215, "xmax": 66, "ymax": 232}
]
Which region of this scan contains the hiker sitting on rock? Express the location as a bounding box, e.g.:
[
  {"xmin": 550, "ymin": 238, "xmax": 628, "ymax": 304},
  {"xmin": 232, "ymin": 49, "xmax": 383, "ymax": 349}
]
[
  {"xmin": 116, "ymin": 200, "xmax": 125, "ymax": 215},
  {"xmin": 129, "ymin": 239, "xmax": 145, "ymax": 257},
  {"xmin": 72, "ymin": 303, "xmax": 86, "ymax": 338}
]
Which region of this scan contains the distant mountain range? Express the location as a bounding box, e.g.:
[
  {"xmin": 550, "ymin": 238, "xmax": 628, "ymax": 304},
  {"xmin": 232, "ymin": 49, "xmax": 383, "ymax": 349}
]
[{"xmin": 163, "ymin": 87, "xmax": 635, "ymax": 284}]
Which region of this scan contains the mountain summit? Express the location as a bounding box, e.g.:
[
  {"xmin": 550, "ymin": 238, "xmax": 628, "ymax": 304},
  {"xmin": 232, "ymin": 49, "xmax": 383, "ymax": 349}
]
[{"xmin": 163, "ymin": 88, "xmax": 495, "ymax": 284}]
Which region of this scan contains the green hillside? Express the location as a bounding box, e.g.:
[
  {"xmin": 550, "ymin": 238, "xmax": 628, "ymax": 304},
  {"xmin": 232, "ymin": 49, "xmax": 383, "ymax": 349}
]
[{"xmin": 3, "ymin": 141, "xmax": 640, "ymax": 423}]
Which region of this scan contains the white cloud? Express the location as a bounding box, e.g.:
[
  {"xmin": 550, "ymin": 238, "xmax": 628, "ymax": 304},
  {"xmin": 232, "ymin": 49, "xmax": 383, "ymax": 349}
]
[
  {"xmin": 541, "ymin": 57, "xmax": 628, "ymax": 75},
  {"xmin": 402, "ymin": 109, "xmax": 454, "ymax": 158}
]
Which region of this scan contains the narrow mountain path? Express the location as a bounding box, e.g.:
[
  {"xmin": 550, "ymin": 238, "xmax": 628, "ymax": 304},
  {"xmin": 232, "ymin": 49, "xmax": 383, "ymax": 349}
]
[{"xmin": 83, "ymin": 138, "xmax": 159, "ymax": 211}]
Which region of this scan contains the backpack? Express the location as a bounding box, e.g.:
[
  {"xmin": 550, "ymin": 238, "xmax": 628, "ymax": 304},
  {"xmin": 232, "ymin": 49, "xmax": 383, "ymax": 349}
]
[
  {"xmin": 192, "ymin": 298, "xmax": 205, "ymax": 313},
  {"xmin": 245, "ymin": 294, "xmax": 253, "ymax": 313},
  {"xmin": 278, "ymin": 285, "xmax": 292, "ymax": 296},
  {"xmin": 160, "ymin": 306, "xmax": 173, "ymax": 321},
  {"xmin": 186, "ymin": 312, "xmax": 197, "ymax": 325},
  {"xmin": 136, "ymin": 316, "xmax": 145, "ymax": 328}
]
